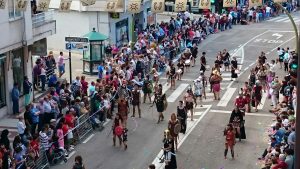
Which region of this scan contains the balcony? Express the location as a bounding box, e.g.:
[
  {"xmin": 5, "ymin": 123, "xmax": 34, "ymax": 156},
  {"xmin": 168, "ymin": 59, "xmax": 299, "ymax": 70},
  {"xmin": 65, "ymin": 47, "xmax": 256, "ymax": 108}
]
[{"xmin": 31, "ymin": 9, "xmax": 56, "ymax": 41}]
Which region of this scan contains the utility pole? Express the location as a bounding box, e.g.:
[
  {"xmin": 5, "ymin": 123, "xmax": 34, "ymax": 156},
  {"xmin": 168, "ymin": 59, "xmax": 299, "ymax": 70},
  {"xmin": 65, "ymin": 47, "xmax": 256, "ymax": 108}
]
[
  {"xmin": 68, "ymin": 46, "xmax": 72, "ymax": 83},
  {"xmin": 295, "ymin": 24, "xmax": 300, "ymax": 169}
]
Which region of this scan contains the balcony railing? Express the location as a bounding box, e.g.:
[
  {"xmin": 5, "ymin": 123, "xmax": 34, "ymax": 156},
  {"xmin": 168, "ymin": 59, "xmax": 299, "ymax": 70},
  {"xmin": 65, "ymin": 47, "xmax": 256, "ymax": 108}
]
[{"xmin": 32, "ymin": 9, "xmax": 55, "ymax": 28}]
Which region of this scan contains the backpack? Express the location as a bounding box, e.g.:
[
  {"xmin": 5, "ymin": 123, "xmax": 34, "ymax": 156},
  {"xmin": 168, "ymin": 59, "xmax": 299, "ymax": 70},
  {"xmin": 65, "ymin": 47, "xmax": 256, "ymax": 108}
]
[{"xmin": 249, "ymin": 74, "xmax": 256, "ymax": 86}]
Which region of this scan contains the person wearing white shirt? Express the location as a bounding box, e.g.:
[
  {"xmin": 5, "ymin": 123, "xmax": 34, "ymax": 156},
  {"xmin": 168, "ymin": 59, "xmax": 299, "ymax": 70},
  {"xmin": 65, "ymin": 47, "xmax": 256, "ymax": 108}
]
[
  {"xmin": 283, "ymin": 50, "xmax": 290, "ymax": 71},
  {"xmin": 248, "ymin": 9, "xmax": 254, "ymax": 22},
  {"xmin": 266, "ymin": 6, "xmax": 271, "ymax": 19},
  {"xmin": 17, "ymin": 116, "xmax": 26, "ymax": 136}
]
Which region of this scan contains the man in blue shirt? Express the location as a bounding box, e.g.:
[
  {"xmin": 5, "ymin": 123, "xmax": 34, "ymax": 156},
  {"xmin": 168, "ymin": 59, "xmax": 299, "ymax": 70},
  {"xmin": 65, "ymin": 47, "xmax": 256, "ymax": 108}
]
[
  {"xmin": 11, "ymin": 82, "xmax": 20, "ymax": 114},
  {"xmin": 98, "ymin": 63, "xmax": 104, "ymax": 79},
  {"xmin": 274, "ymin": 125, "xmax": 286, "ymax": 144},
  {"xmin": 30, "ymin": 104, "xmax": 40, "ymax": 135}
]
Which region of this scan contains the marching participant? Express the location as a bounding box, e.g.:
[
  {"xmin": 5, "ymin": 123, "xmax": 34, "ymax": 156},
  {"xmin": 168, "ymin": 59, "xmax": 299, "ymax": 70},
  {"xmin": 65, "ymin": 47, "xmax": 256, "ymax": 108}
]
[
  {"xmin": 168, "ymin": 113, "xmax": 180, "ymax": 151},
  {"xmin": 199, "ymin": 71, "xmax": 208, "ymax": 99},
  {"xmin": 184, "ymin": 87, "xmax": 195, "ymax": 121},
  {"xmin": 143, "ymin": 75, "xmax": 153, "ymax": 103},
  {"xmin": 153, "ymin": 94, "xmax": 166, "ymax": 123},
  {"xmin": 229, "ymin": 107, "xmax": 245, "ymax": 141},
  {"xmin": 118, "ymin": 97, "xmax": 129, "ymax": 127},
  {"xmin": 210, "ymin": 70, "xmax": 222, "ymax": 100},
  {"xmin": 112, "ymin": 114, "xmax": 123, "ymax": 147},
  {"xmin": 177, "ymin": 101, "xmax": 187, "ymax": 134},
  {"xmin": 224, "ymin": 123, "xmax": 236, "ymax": 160},
  {"xmin": 234, "ymin": 93, "xmax": 246, "ymax": 115},
  {"xmin": 131, "ymin": 84, "xmax": 141, "ymax": 118},
  {"xmin": 162, "ymin": 130, "xmax": 177, "ymax": 169},
  {"xmin": 193, "ymin": 78, "xmax": 203, "ymax": 107}
]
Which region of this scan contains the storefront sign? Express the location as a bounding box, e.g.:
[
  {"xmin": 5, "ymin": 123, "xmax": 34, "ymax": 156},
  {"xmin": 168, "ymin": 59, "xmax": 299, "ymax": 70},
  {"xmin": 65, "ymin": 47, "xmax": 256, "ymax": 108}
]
[
  {"xmin": 151, "ymin": 0, "xmax": 165, "ymax": 13},
  {"xmin": 127, "ymin": 0, "xmax": 141, "ymax": 13},
  {"xmin": 198, "ymin": 0, "xmax": 210, "ymax": 9},
  {"xmin": 223, "ymin": 0, "xmax": 236, "ymax": 7},
  {"xmin": 90, "ymin": 41, "xmax": 102, "ymax": 45},
  {"xmin": 174, "ymin": 0, "xmax": 187, "ymax": 12},
  {"xmin": 59, "ymin": 0, "xmax": 72, "ymax": 12},
  {"xmin": 110, "ymin": 12, "xmax": 120, "ymax": 19},
  {"xmin": 36, "ymin": 0, "xmax": 51, "ymax": 11},
  {"xmin": 65, "ymin": 37, "xmax": 89, "ymax": 43},
  {"xmin": 66, "ymin": 43, "xmax": 88, "ymax": 51}
]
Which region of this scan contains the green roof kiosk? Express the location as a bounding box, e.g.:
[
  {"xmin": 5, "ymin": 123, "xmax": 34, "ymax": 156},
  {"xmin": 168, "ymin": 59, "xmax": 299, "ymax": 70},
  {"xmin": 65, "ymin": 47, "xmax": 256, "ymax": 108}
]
[{"xmin": 82, "ymin": 28, "xmax": 108, "ymax": 75}]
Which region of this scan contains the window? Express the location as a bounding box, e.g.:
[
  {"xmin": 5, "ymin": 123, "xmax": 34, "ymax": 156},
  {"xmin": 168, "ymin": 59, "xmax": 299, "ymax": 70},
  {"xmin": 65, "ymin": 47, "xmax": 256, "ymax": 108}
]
[
  {"xmin": 8, "ymin": 0, "xmax": 22, "ymax": 19},
  {"xmin": 11, "ymin": 48, "xmax": 25, "ymax": 94},
  {"xmin": 0, "ymin": 56, "xmax": 6, "ymax": 108},
  {"xmin": 91, "ymin": 45, "xmax": 101, "ymax": 61},
  {"xmin": 192, "ymin": 0, "xmax": 198, "ymax": 7}
]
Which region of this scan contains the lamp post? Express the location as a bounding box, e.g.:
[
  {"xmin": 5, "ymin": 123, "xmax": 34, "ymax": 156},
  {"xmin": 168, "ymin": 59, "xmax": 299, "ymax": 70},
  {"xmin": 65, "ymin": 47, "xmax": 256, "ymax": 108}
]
[{"xmin": 273, "ymin": 2, "xmax": 299, "ymax": 169}]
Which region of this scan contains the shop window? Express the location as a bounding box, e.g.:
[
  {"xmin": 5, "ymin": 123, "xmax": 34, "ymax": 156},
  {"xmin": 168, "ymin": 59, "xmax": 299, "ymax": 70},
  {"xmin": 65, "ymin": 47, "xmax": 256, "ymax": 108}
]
[
  {"xmin": 0, "ymin": 57, "xmax": 6, "ymax": 108},
  {"xmin": 8, "ymin": 0, "xmax": 22, "ymax": 19},
  {"xmin": 11, "ymin": 48, "xmax": 25, "ymax": 94}
]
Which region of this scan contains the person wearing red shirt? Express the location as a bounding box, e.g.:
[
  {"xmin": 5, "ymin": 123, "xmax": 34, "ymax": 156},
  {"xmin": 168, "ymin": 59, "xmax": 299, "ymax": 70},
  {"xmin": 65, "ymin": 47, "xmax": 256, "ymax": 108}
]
[
  {"xmin": 272, "ymin": 154, "xmax": 288, "ymax": 169},
  {"xmin": 80, "ymin": 76, "xmax": 88, "ymax": 96},
  {"xmin": 234, "ymin": 94, "xmax": 246, "ymax": 114},
  {"xmin": 65, "ymin": 110, "xmax": 75, "ymax": 128},
  {"xmin": 224, "ymin": 123, "xmax": 236, "ymax": 160}
]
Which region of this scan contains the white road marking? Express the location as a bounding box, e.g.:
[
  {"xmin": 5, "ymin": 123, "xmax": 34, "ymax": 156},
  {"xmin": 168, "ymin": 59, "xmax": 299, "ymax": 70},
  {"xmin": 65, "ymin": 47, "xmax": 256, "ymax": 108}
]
[
  {"xmin": 258, "ymin": 92, "xmax": 268, "ymax": 110},
  {"xmin": 217, "ymin": 88, "xmax": 236, "ymax": 107},
  {"xmin": 283, "ymin": 18, "xmax": 299, "ymax": 22},
  {"xmin": 103, "ymin": 119, "xmax": 111, "ymax": 126},
  {"xmin": 82, "ymin": 134, "xmax": 95, "ymax": 143},
  {"xmin": 222, "ymin": 77, "xmax": 232, "ymax": 81},
  {"xmin": 152, "ymin": 105, "xmax": 212, "ymax": 169},
  {"xmin": 275, "ymin": 18, "xmax": 291, "ymax": 22},
  {"xmin": 194, "ymin": 111, "xmax": 204, "ymax": 116},
  {"xmin": 167, "ymin": 83, "xmax": 189, "ymax": 102},
  {"xmin": 210, "ymin": 109, "xmax": 274, "ymax": 117},
  {"xmin": 267, "ymin": 17, "xmax": 284, "ymax": 21},
  {"xmin": 270, "ymin": 36, "xmax": 296, "ymax": 51},
  {"xmin": 195, "ymin": 105, "xmax": 211, "ymax": 109},
  {"xmin": 220, "ymin": 72, "xmax": 231, "ymax": 77}
]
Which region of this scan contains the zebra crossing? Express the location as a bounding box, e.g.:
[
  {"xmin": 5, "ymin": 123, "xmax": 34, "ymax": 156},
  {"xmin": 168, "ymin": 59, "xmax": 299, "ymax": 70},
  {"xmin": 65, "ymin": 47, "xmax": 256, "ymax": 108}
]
[{"xmin": 267, "ymin": 16, "xmax": 300, "ymax": 23}]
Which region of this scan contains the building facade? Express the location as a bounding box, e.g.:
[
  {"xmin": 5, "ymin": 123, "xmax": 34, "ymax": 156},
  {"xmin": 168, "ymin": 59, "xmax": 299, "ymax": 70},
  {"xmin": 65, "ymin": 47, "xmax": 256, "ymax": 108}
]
[
  {"xmin": 0, "ymin": 0, "xmax": 56, "ymax": 118},
  {"xmin": 47, "ymin": 0, "xmax": 154, "ymax": 51}
]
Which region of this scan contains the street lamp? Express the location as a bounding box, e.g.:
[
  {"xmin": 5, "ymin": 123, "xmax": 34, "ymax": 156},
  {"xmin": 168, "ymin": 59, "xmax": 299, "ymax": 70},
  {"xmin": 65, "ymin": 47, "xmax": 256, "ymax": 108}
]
[{"xmin": 273, "ymin": 2, "xmax": 300, "ymax": 169}]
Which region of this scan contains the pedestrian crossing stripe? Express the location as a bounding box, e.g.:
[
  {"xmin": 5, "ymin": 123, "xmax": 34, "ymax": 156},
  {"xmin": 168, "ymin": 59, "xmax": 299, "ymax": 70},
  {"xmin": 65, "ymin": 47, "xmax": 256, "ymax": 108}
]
[
  {"xmin": 267, "ymin": 17, "xmax": 284, "ymax": 21},
  {"xmin": 275, "ymin": 18, "xmax": 290, "ymax": 22}
]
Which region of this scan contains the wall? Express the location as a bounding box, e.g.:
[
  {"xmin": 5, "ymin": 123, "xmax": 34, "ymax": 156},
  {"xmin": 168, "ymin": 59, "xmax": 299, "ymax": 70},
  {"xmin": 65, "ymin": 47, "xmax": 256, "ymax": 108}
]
[{"xmin": 47, "ymin": 10, "xmax": 90, "ymax": 52}]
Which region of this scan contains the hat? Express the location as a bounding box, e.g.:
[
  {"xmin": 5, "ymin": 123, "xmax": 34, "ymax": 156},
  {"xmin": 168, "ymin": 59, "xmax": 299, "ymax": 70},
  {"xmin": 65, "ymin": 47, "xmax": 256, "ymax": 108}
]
[
  {"xmin": 70, "ymin": 108, "xmax": 75, "ymax": 112},
  {"xmin": 50, "ymin": 119, "xmax": 56, "ymax": 123}
]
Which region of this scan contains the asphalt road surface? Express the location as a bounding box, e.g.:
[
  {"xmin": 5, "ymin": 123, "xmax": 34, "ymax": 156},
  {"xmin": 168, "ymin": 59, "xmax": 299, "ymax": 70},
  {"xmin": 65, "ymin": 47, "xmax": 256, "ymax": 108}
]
[{"xmin": 52, "ymin": 12, "xmax": 299, "ymax": 169}]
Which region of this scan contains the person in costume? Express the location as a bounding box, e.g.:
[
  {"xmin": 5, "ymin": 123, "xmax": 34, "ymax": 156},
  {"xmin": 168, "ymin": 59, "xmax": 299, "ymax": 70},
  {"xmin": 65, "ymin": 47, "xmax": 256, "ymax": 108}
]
[
  {"xmin": 131, "ymin": 84, "xmax": 141, "ymax": 118},
  {"xmin": 162, "ymin": 130, "xmax": 177, "ymax": 169},
  {"xmin": 168, "ymin": 113, "xmax": 180, "ymax": 151},
  {"xmin": 118, "ymin": 97, "xmax": 129, "ymax": 127},
  {"xmin": 153, "ymin": 94, "xmax": 166, "ymax": 123},
  {"xmin": 143, "ymin": 75, "xmax": 153, "ymax": 103},
  {"xmin": 183, "ymin": 87, "xmax": 195, "ymax": 121},
  {"xmin": 112, "ymin": 114, "xmax": 123, "ymax": 147},
  {"xmin": 193, "ymin": 78, "xmax": 203, "ymax": 107},
  {"xmin": 229, "ymin": 107, "xmax": 246, "ymax": 141},
  {"xmin": 223, "ymin": 123, "xmax": 236, "ymax": 160},
  {"xmin": 177, "ymin": 101, "xmax": 187, "ymax": 134},
  {"xmin": 210, "ymin": 70, "xmax": 222, "ymax": 100}
]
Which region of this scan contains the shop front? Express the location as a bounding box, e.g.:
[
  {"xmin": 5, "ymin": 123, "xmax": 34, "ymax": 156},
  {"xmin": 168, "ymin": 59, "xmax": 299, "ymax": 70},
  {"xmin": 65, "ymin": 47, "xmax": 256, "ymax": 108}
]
[
  {"xmin": 116, "ymin": 18, "xmax": 129, "ymax": 47},
  {"xmin": 0, "ymin": 55, "xmax": 6, "ymax": 109}
]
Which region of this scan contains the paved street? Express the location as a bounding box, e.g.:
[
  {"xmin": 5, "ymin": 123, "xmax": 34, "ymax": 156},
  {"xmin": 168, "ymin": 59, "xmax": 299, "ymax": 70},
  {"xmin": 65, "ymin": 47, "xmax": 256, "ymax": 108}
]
[{"xmin": 26, "ymin": 12, "xmax": 300, "ymax": 169}]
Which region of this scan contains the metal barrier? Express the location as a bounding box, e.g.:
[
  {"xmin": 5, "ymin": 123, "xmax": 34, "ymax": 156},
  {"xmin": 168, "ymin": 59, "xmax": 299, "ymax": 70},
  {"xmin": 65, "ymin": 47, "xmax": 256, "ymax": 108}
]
[
  {"xmin": 75, "ymin": 113, "xmax": 94, "ymax": 143},
  {"xmin": 27, "ymin": 150, "xmax": 50, "ymax": 169},
  {"xmin": 32, "ymin": 9, "xmax": 55, "ymax": 28}
]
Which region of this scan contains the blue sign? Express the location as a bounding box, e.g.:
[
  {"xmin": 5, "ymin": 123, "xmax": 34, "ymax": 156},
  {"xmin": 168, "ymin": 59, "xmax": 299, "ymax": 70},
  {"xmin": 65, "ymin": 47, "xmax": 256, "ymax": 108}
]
[{"xmin": 66, "ymin": 43, "xmax": 88, "ymax": 51}]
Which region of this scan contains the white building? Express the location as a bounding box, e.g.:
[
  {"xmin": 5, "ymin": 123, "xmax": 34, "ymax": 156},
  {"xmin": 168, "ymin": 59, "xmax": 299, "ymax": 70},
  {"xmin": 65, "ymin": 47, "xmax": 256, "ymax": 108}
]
[
  {"xmin": 47, "ymin": 0, "xmax": 155, "ymax": 51},
  {"xmin": 0, "ymin": 0, "xmax": 56, "ymax": 118}
]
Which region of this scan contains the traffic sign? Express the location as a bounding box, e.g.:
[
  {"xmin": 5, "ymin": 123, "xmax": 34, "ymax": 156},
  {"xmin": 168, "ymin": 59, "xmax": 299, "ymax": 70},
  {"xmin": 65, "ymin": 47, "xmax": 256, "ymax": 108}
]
[
  {"xmin": 65, "ymin": 37, "xmax": 89, "ymax": 43},
  {"xmin": 66, "ymin": 43, "xmax": 88, "ymax": 51}
]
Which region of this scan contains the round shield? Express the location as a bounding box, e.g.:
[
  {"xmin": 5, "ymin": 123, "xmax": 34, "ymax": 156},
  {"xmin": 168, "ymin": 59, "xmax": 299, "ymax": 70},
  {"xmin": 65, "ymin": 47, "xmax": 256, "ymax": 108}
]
[
  {"xmin": 115, "ymin": 126, "xmax": 123, "ymax": 136},
  {"xmin": 174, "ymin": 123, "xmax": 181, "ymax": 135}
]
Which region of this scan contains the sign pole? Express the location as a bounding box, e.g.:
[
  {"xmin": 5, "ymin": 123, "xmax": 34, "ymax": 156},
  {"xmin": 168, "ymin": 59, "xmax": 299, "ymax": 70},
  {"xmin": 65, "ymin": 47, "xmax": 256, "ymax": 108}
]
[{"xmin": 69, "ymin": 45, "xmax": 72, "ymax": 83}]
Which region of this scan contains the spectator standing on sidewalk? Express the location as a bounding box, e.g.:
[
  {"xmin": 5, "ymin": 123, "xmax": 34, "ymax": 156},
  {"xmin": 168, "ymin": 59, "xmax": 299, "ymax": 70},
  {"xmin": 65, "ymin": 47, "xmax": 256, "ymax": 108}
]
[
  {"xmin": 23, "ymin": 76, "xmax": 32, "ymax": 106},
  {"xmin": 72, "ymin": 155, "xmax": 85, "ymax": 169},
  {"xmin": 58, "ymin": 52, "xmax": 68, "ymax": 78},
  {"xmin": 11, "ymin": 82, "xmax": 20, "ymax": 115}
]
